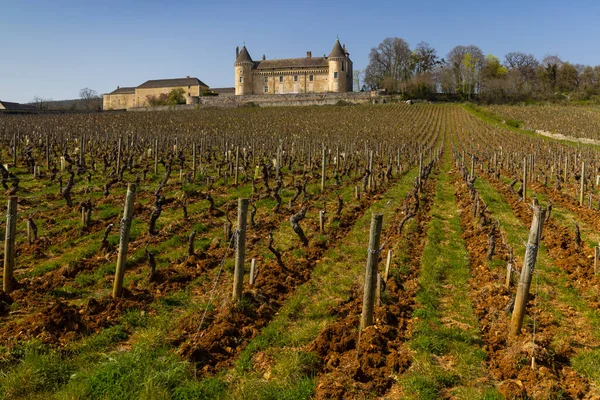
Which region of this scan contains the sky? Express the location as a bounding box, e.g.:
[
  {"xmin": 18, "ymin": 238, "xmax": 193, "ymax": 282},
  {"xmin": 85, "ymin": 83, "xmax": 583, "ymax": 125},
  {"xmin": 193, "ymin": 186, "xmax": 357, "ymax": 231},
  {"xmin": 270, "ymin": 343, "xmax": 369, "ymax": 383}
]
[{"xmin": 1, "ymin": 0, "xmax": 599, "ymax": 103}]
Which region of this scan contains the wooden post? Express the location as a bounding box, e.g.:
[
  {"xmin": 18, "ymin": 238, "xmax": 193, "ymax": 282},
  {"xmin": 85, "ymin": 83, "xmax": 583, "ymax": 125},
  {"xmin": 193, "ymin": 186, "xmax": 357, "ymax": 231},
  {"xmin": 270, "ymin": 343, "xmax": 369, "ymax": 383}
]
[
  {"xmin": 522, "ymin": 157, "xmax": 527, "ymax": 202},
  {"xmin": 249, "ymin": 258, "xmax": 256, "ymax": 285},
  {"xmin": 594, "ymin": 246, "xmax": 599, "ymax": 276},
  {"xmin": 419, "ymin": 152, "xmax": 424, "ymax": 186},
  {"xmin": 45, "ymin": 133, "xmax": 50, "ymax": 169},
  {"xmin": 368, "ymin": 150, "xmax": 374, "ymax": 190},
  {"xmin": 235, "ymin": 146, "xmax": 240, "ymax": 187},
  {"xmin": 154, "ymin": 137, "xmax": 159, "ymax": 175},
  {"xmin": 192, "ymin": 142, "xmax": 197, "ymax": 179},
  {"xmin": 232, "ymin": 198, "xmax": 249, "ymax": 301},
  {"xmin": 505, "ymin": 262, "xmax": 512, "ymax": 289},
  {"xmin": 563, "ymin": 154, "xmax": 568, "ymax": 190},
  {"xmin": 510, "ymin": 204, "xmax": 546, "ymax": 338},
  {"xmin": 12, "ymin": 133, "xmax": 17, "ymax": 166},
  {"xmin": 112, "ymin": 183, "xmax": 137, "ymax": 298},
  {"xmin": 80, "ymin": 134, "xmax": 85, "ymax": 167},
  {"xmin": 3, "ymin": 197, "xmax": 17, "ymax": 293},
  {"xmin": 384, "ymin": 250, "xmax": 392, "ymax": 282},
  {"xmin": 321, "ymin": 145, "xmax": 326, "ymax": 192},
  {"xmin": 580, "ymin": 161, "xmax": 586, "ymax": 206},
  {"xmin": 376, "ymin": 273, "xmax": 382, "ymax": 306},
  {"xmin": 360, "ymin": 213, "xmax": 384, "ymax": 330},
  {"xmin": 116, "ymin": 137, "xmax": 122, "ymax": 174},
  {"xmin": 319, "ymin": 209, "xmax": 325, "ymax": 233},
  {"xmin": 470, "ymin": 154, "xmax": 475, "ymax": 179}
]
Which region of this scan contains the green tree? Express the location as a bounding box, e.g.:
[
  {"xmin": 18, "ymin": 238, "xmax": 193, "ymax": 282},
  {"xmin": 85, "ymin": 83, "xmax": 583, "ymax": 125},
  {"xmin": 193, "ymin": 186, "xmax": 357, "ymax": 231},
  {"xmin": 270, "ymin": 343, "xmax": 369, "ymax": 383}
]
[{"xmin": 168, "ymin": 88, "xmax": 186, "ymax": 105}]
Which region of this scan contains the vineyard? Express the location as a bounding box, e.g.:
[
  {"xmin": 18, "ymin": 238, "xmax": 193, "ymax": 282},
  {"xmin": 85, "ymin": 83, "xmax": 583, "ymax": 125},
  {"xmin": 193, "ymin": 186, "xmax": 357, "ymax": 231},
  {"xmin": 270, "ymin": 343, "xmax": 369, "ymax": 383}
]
[
  {"xmin": 484, "ymin": 104, "xmax": 600, "ymax": 141},
  {"xmin": 0, "ymin": 104, "xmax": 599, "ymax": 399}
]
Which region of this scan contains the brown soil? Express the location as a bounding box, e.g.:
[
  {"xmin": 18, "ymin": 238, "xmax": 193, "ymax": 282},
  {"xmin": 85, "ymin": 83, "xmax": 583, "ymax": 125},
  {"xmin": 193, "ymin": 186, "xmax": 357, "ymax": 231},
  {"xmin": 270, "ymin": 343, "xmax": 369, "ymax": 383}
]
[
  {"xmin": 454, "ymin": 170, "xmax": 594, "ymax": 398},
  {"xmin": 0, "ymin": 288, "xmax": 153, "ymax": 346},
  {"xmin": 174, "ymin": 175, "xmax": 405, "ymax": 376},
  {"xmin": 309, "ymin": 165, "xmax": 437, "ymax": 399}
]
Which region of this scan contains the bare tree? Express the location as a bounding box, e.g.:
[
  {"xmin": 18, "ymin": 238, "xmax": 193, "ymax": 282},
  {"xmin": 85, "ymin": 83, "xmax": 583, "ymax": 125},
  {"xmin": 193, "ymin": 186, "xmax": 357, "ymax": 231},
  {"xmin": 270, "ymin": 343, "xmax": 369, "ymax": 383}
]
[
  {"xmin": 79, "ymin": 88, "xmax": 100, "ymax": 111},
  {"xmin": 364, "ymin": 37, "xmax": 413, "ymax": 92}
]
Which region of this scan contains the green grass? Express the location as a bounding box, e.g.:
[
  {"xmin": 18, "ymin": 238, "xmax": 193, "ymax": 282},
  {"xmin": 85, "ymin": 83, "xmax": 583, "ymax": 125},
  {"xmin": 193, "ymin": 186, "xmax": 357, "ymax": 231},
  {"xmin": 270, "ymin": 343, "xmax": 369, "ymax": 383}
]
[
  {"xmin": 203, "ymin": 166, "xmax": 422, "ymax": 399},
  {"xmin": 395, "ymin": 153, "xmax": 499, "ymax": 399}
]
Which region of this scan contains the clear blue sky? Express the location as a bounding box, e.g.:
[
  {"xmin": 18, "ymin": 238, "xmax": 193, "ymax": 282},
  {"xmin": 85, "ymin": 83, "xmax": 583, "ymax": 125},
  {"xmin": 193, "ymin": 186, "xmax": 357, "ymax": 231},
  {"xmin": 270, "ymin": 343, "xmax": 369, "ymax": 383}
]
[{"xmin": 2, "ymin": 0, "xmax": 599, "ymax": 103}]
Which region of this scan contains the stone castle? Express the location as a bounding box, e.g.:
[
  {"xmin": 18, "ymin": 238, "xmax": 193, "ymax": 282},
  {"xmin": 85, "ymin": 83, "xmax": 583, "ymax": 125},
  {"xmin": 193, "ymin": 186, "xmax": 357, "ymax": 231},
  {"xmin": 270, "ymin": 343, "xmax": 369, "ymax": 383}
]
[
  {"xmin": 103, "ymin": 39, "xmax": 353, "ymax": 110},
  {"xmin": 234, "ymin": 39, "xmax": 353, "ymax": 95}
]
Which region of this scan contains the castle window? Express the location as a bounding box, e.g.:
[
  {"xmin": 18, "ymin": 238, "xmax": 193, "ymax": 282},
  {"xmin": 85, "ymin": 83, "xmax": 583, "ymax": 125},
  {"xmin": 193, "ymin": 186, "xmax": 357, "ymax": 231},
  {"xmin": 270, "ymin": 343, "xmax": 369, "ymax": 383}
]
[
  {"xmin": 264, "ymin": 76, "xmax": 268, "ymax": 83},
  {"xmin": 334, "ymin": 72, "xmax": 338, "ymax": 79},
  {"xmin": 279, "ymin": 75, "xmax": 283, "ymax": 83},
  {"xmin": 239, "ymin": 76, "xmax": 244, "ymax": 83},
  {"xmin": 294, "ymin": 75, "xmax": 298, "ymax": 82},
  {"xmin": 342, "ymin": 62, "xmax": 345, "ymax": 72},
  {"xmin": 309, "ymin": 75, "xmax": 314, "ymax": 82},
  {"xmin": 264, "ymin": 86, "xmax": 268, "ymax": 93}
]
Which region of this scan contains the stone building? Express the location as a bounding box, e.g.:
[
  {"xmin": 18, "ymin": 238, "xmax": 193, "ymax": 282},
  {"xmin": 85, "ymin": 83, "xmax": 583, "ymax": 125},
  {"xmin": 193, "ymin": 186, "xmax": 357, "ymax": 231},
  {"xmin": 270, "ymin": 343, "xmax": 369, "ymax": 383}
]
[
  {"xmin": 0, "ymin": 100, "xmax": 38, "ymax": 112},
  {"xmin": 234, "ymin": 39, "xmax": 353, "ymax": 95},
  {"xmin": 103, "ymin": 77, "xmax": 209, "ymax": 110}
]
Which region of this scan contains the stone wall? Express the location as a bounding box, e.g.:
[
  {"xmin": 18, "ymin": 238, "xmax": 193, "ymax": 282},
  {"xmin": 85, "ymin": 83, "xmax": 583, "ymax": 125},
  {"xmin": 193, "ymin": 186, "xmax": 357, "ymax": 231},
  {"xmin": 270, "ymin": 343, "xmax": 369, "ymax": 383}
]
[
  {"xmin": 252, "ymin": 70, "xmax": 329, "ymax": 95},
  {"xmin": 103, "ymin": 93, "xmax": 136, "ymax": 110},
  {"xmin": 127, "ymin": 91, "xmax": 379, "ymax": 112}
]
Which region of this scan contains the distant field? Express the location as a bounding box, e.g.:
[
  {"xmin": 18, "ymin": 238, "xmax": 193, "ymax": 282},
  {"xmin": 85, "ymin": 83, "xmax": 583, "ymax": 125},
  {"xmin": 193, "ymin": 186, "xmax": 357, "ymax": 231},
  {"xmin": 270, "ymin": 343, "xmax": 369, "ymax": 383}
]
[{"xmin": 484, "ymin": 104, "xmax": 600, "ymax": 140}]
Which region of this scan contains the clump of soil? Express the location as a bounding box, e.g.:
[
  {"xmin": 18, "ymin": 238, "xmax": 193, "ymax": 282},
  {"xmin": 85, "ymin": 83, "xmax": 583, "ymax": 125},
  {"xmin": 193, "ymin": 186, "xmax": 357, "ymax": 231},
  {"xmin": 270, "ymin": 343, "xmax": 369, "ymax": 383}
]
[
  {"xmin": 0, "ymin": 291, "xmax": 14, "ymax": 316},
  {"xmin": 454, "ymin": 170, "xmax": 592, "ymax": 399}
]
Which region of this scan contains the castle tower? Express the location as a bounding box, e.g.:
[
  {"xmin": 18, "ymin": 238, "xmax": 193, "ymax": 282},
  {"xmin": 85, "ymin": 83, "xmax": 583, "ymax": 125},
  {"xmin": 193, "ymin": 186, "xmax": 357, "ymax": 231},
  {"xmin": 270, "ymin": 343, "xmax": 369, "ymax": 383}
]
[
  {"xmin": 327, "ymin": 39, "xmax": 352, "ymax": 92},
  {"xmin": 234, "ymin": 45, "xmax": 254, "ymax": 95}
]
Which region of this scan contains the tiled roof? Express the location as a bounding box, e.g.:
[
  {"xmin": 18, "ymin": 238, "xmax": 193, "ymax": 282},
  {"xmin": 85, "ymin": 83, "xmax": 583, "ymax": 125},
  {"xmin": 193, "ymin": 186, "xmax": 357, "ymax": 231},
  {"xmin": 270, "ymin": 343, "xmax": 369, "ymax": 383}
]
[
  {"xmin": 108, "ymin": 87, "xmax": 135, "ymax": 95},
  {"xmin": 255, "ymin": 57, "xmax": 328, "ymax": 70},
  {"xmin": 0, "ymin": 101, "xmax": 38, "ymax": 111},
  {"xmin": 137, "ymin": 77, "xmax": 208, "ymax": 89}
]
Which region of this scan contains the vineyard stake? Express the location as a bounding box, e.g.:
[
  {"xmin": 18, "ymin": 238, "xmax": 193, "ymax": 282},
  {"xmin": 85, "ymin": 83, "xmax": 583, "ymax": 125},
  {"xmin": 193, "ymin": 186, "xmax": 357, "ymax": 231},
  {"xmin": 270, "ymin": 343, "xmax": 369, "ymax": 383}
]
[
  {"xmin": 3, "ymin": 196, "xmax": 17, "ymax": 293},
  {"xmin": 376, "ymin": 273, "xmax": 382, "ymax": 306},
  {"xmin": 154, "ymin": 137, "xmax": 159, "ymax": 175},
  {"xmin": 594, "ymin": 246, "xmax": 599, "ymax": 276},
  {"xmin": 505, "ymin": 262, "xmax": 512, "ymax": 289},
  {"xmin": 192, "ymin": 142, "xmax": 196, "ymax": 179},
  {"xmin": 580, "ymin": 161, "xmax": 586, "ymax": 206},
  {"xmin": 235, "ymin": 146, "xmax": 240, "ymax": 187},
  {"xmin": 510, "ymin": 204, "xmax": 546, "ymax": 338},
  {"xmin": 116, "ymin": 136, "xmax": 122, "ymax": 174},
  {"xmin": 249, "ymin": 258, "xmax": 256, "ymax": 285},
  {"xmin": 384, "ymin": 249, "xmax": 392, "ymax": 282},
  {"xmin": 112, "ymin": 183, "xmax": 137, "ymax": 298},
  {"xmin": 360, "ymin": 213, "xmax": 383, "ymax": 330},
  {"xmin": 232, "ymin": 198, "xmax": 249, "ymax": 301},
  {"xmin": 522, "ymin": 157, "xmax": 527, "ymax": 203},
  {"xmin": 321, "ymin": 145, "xmax": 326, "ymax": 192},
  {"xmin": 12, "ymin": 133, "xmax": 17, "ymax": 166},
  {"xmin": 45, "ymin": 133, "xmax": 50, "ymax": 169}
]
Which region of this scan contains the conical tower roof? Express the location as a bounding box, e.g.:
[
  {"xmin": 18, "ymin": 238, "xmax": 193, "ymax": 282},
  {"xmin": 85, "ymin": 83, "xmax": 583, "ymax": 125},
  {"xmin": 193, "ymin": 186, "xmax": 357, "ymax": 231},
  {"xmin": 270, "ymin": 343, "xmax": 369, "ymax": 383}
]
[
  {"xmin": 328, "ymin": 39, "xmax": 345, "ymax": 58},
  {"xmin": 235, "ymin": 45, "xmax": 253, "ymax": 64}
]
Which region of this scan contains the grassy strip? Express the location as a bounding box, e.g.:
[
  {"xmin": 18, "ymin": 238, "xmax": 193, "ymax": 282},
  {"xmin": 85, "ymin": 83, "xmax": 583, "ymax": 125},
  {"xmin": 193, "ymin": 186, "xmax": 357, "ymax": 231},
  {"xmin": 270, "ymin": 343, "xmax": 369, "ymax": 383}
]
[
  {"xmin": 463, "ymin": 104, "xmax": 600, "ymax": 151},
  {"xmin": 188, "ymin": 167, "xmax": 422, "ymax": 399},
  {"xmin": 396, "ymin": 155, "xmax": 499, "ymax": 399},
  {"xmin": 474, "ymin": 177, "xmax": 600, "ymax": 387}
]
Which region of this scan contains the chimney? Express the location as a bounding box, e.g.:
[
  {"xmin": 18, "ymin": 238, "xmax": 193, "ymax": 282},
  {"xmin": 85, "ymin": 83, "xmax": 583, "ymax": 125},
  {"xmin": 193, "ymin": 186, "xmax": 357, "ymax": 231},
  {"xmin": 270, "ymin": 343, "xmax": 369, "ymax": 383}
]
[
  {"xmin": 236, "ymin": 46, "xmax": 239, "ymax": 58},
  {"xmin": 262, "ymin": 54, "xmax": 266, "ymax": 61},
  {"xmin": 306, "ymin": 51, "xmax": 312, "ymax": 58},
  {"xmin": 117, "ymin": 86, "xmax": 120, "ymax": 89},
  {"xmin": 186, "ymin": 76, "xmax": 190, "ymax": 79}
]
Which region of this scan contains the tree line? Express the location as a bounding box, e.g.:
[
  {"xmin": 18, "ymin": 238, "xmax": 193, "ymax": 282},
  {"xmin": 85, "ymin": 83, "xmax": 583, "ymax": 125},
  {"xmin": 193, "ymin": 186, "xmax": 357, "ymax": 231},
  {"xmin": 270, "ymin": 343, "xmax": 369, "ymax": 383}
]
[{"xmin": 360, "ymin": 37, "xmax": 600, "ymax": 103}]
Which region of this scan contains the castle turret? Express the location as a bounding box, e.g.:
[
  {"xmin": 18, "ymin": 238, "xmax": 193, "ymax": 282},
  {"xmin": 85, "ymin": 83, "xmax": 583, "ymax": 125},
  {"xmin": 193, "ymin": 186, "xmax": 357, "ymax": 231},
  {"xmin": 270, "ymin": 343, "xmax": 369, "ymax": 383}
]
[
  {"xmin": 234, "ymin": 45, "xmax": 254, "ymax": 95},
  {"xmin": 328, "ymin": 39, "xmax": 352, "ymax": 92}
]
